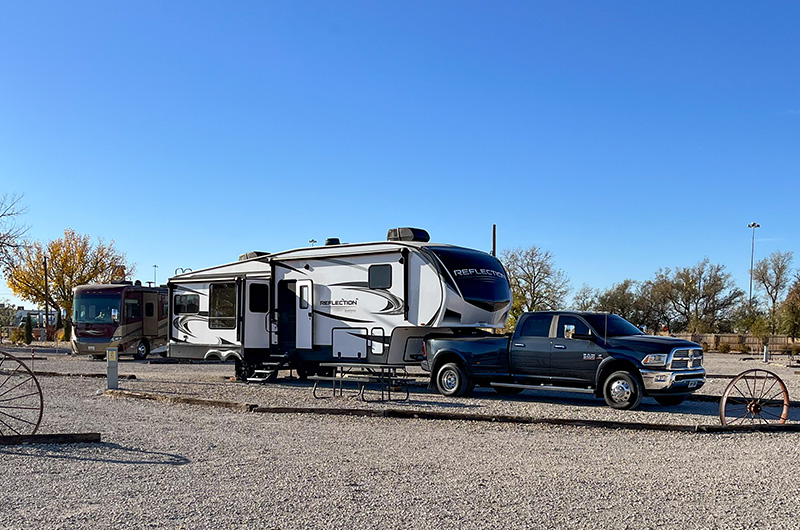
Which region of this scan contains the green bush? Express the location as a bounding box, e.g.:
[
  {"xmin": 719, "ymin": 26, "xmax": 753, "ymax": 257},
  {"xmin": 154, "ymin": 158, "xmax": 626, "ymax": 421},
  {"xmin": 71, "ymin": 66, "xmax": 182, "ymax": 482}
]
[
  {"xmin": 701, "ymin": 342, "xmax": 710, "ymax": 351},
  {"xmin": 9, "ymin": 327, "xmax": 25, "ymax": 344},
  {"xmin": 718, "ymin": 343, "xmax": 732, "ymax": 353},
  {"xmin": 736, "ymin": 343, "xmax": 751, "ymax": 354}
]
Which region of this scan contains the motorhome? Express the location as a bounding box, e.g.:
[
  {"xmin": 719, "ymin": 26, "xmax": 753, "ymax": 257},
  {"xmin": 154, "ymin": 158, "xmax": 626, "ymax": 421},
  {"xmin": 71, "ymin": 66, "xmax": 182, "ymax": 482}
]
[
  {"xmin": 167, "ymin": 228, "xmax": 512, "ymax": 380},
  {"xmin": 71, "ymin": 282, "xmax": 168, "ymax": 359}
]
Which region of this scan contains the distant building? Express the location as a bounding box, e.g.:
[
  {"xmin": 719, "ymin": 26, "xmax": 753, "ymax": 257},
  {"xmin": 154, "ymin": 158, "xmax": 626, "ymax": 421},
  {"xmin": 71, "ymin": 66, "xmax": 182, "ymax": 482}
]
[{"xmin": 13, "ymin": 307, "xmax": 57, "ymax": 328}]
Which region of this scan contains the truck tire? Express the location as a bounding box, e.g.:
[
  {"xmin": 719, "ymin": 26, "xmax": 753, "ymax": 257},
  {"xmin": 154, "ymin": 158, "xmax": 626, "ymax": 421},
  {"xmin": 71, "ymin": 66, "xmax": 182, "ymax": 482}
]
[
  {"xmin": 133, "ymin": 340, "xmax": 150, "ymax": 360},
  {"xmin": 436, "ymin": 362, "xmax": 473, "ymax": 397},
  {"xmin": 602, "ymin": 371, "xmax": 642, "ymax": 410},
  {"xmin": 654, "ymin": 394, "xmax": 687, "ymax": 407}
]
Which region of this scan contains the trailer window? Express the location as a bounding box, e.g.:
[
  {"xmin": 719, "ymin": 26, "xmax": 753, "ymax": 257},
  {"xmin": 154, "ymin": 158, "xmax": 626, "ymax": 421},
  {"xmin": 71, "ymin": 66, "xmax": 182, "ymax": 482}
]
[
  {"xmin": 299, "ymin": 285, "xmax": 310, "ymax": 309},
  {"xmin": 369, "ymin": 264, "xmax": 392, "ymax": 289},
  {"xmin": 210, "ymin": 283, "xmax": 237, "ymax": 329},
  {"xmin": 145, "ymin": 302, "xmax": 155, "ymax": 318},
  {"xmin": 174, "ymin": 294, "xmax": 200, "ymax": 314},
  {"xmin": 249, "ymin": 283, "xmax": 270, "ymax": 313}
]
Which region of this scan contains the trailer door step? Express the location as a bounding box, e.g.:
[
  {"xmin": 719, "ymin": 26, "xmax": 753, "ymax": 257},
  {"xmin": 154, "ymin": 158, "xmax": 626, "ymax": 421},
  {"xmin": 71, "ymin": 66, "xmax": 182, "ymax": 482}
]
[{"xmin": 247, "ymin": 362, "xmax": 285, "ymax": 383}]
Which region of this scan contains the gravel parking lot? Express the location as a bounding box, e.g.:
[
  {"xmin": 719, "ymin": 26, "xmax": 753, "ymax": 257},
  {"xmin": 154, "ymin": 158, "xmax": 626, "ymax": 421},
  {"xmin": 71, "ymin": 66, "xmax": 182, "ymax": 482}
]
[{"xmin": 3, "ymin": 350, "xmax": 800, "ymax": 529}]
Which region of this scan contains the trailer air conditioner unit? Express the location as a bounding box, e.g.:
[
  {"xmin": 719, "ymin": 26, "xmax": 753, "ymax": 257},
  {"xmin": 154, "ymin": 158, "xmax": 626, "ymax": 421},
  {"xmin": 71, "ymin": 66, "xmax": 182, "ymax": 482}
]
[
  {"xmin": 238, "ymin": 251, "xmax": 269, "ymax": 261},
  {"xmin": 386, "ymin": 227, "xmax": 430, "ymax": 242},
  {"xmin": 325, "ymin": 238, "xmax": 341, "ymax": 246}
]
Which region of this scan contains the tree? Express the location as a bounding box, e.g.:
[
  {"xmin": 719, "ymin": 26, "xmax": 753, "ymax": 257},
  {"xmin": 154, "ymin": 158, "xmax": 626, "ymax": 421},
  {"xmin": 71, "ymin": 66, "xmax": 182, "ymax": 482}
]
[
  {"xmin": 753, "ymin": 250, "xmax": 794, "ymax": 334},
  {"xmin": 572, "ymin": 284, "xmax": 598, "ymax": 311},
  {"xmin": 0, "ymin": 193, "xmax": 27, "ymax": 263},
  {"xmin": 24, "ymin": 315, "xmax": 33, "ymax": 345},
  {"xmin": 3, "ymin": 229, "xmax": 135, "ymax": 325},
  {"xmin": 655, "ymin": 259, "xmax": 744, "ymax": 333},
  {"xmin": 635, "ymin": 278, "xmax": 677, "ymax": 334},
  {"xmin": 0, "ymin": 300, "xmax": 15, "ymax": 328},
  {"xmin": 500, "ymin": 246, "xmax": 570, "ymax": 328},
  {"xmin": 596, "ymin": 279, "xmax": 638, "ymax": 323},
  {"xmin": 779, "ymin": 279, "xmax": 800, "ymax": 341}
]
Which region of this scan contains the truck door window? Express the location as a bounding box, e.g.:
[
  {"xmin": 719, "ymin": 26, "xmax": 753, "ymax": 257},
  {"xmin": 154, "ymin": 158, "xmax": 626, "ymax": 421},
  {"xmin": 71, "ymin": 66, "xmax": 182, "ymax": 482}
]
[
  {"xmin": 519, "ymin": 314, "xmax": 551, "ymax": 337},
  {"xmin": 557, "ymin": 316, "xmax": 590, "ymax": 339}
]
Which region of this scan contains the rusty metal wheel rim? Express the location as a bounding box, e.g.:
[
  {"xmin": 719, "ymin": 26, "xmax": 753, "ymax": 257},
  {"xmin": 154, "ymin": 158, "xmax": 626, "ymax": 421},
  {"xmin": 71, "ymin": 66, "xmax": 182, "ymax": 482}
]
[
  {"xmin": 0, "ymin": 351, "xmax": 44, "ymax": 436},
  {"xmin": 719, "ymin": 369, "xmax": 790, "ymax": 426}
]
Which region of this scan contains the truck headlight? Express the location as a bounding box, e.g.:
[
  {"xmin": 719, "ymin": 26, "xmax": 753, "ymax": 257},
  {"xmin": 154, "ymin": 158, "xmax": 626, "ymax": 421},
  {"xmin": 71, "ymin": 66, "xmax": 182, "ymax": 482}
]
[
  {"xmin": 111, "ymin": 336, "xmax": 122, "ymax": 342},
  {"xmin": 642, "ymin": 354, "xmax": 668, "ymax": 366}
]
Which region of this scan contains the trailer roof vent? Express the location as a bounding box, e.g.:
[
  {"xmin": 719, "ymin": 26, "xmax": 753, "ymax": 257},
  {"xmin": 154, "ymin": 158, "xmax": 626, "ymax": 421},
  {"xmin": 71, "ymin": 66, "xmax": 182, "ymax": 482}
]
[
  {"xmin": 325, "ymin": 238, "xmax": 341, "ymax": 246},
  {"xmin": 239, "ymin": 251, "xmax": 269, "ymax": 261},
  {"xmin": 387, "ymin": 227, "xmax": 430, "ymax": 243}
]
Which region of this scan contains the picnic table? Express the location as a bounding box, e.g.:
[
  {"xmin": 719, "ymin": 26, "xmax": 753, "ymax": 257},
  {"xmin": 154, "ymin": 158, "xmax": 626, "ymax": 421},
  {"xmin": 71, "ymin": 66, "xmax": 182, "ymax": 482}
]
[{"xmin": 309, "ymin": 362, "xmax": 411, "ymax": 402}]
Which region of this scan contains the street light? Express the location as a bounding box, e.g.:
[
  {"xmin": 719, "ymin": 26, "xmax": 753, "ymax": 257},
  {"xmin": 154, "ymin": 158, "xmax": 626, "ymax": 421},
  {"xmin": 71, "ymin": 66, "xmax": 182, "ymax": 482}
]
[
  {"xmin": 153, "ymin": 264, "xmax": 158, "ymax": 286},
  {"xmin": 748, "ymin": 222, "xmax": 760, "ymax": 308}
]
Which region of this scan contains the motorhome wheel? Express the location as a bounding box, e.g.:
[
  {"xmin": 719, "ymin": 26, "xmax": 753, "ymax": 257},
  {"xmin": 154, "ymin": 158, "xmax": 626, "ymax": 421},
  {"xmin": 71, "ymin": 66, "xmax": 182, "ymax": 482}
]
[{"xmin": 134, "ymin": 340, "xmax": 150, "ymax": 360}]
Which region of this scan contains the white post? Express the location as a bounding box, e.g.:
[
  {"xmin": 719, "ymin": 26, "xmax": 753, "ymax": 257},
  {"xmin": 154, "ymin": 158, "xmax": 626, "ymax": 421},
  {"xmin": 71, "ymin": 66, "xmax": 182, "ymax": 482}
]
[{"xmin": 763, "ymin": 344, "xmax": 770, "ymax": 363}]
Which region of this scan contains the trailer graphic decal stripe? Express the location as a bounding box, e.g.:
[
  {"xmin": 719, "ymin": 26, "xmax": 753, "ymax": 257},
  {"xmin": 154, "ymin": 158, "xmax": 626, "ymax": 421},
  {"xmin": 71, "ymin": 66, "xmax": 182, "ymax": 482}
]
[{"xmin": 311, "ymin": 310, "xmax": 371, "ymax": 324}]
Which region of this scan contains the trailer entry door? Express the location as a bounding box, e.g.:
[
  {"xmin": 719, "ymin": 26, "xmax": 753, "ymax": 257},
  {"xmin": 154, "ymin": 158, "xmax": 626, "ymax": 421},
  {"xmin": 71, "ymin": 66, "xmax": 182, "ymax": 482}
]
[
  {"xmin": 244, "ymin": 280, "xmax": 270, "ymax": 349},
  {"xmin": 296, "ymin": 279, "xmax": 313, "ymax": 350}
]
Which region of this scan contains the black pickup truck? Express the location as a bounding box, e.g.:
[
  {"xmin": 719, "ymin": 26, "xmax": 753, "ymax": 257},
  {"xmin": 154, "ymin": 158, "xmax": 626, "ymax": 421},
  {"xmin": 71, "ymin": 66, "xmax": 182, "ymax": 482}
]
[{"xmin": 421, "ymin": 311, "xmax": 706, "ymax": 409}]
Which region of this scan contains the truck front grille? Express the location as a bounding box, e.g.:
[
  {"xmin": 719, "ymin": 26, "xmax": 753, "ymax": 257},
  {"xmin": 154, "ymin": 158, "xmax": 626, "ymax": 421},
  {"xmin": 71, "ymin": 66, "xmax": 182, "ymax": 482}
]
[{"xmin": 669, "ymin": 349, "xmax": 703, "ymax": 370}]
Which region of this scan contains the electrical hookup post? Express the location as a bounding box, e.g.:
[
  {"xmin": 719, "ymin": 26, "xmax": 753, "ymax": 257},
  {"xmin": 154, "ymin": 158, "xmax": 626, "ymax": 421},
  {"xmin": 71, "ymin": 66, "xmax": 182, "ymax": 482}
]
[{"xmin": 107, "ymin": 347, "xmax": 118, "ymax": 390}]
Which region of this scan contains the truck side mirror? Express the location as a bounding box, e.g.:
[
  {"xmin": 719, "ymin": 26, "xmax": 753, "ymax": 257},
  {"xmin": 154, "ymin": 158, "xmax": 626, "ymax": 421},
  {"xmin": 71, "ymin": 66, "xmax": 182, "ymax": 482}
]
[
  {"xmin": 111, "ymin": 308, "xmax": 119, "ymax": 323},
  {"xmin": 564, "ymin": 324, "xmax": 576, "ymax": 339}
]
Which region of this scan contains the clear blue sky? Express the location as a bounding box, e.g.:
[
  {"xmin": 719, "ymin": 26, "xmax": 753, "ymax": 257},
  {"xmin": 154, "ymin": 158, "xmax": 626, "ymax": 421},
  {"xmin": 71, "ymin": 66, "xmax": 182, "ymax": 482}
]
[{"xmin": 1, "ymin": 1, "xmax": 798, "ymax": 309}]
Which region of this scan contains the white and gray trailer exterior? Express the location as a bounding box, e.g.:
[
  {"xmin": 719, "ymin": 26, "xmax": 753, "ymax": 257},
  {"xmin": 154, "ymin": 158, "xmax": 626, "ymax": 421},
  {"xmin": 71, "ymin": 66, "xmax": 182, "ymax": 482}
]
[{"xmin": 167, "ymin": 230, "xmax": 512, "ymax": 379}]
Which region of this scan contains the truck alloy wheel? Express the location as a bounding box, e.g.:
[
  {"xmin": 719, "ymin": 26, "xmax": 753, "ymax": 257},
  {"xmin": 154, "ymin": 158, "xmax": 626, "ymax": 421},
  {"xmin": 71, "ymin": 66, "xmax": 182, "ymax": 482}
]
[{"xmin": 602, "ymin": 371, "xmax": 642, "ymax": 410}]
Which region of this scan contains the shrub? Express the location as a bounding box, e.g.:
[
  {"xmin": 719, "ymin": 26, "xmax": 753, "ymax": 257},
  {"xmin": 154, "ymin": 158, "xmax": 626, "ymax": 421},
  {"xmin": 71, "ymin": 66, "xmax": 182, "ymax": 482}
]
[
  {"xmin": 718, "ymin": 343, "xmax": 732, "ymax": 353},
  {"xmin": 736, "ymin": 343, "xmax": 751, "ymax": 354},
  {"xmin": 9, "ymin": 327, "xmax": 25, "ymax": 344},
  {"xmin": 24, "ymin": 316, "xmax": 33, "ymax": 345}
]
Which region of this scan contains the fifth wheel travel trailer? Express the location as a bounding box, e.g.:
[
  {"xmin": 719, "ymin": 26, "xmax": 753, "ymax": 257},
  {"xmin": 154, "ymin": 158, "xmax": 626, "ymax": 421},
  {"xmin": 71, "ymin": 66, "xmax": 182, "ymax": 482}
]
[{"xmin": 167, "ymin": 228, "xmax": 512, "ymax": 380}]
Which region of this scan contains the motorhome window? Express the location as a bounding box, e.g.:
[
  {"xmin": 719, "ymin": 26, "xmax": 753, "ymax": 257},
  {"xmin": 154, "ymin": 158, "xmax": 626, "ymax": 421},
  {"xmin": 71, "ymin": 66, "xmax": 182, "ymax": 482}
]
[
  {"xmin": 426, "ymin": 246, "xmax": 512, "ymax": 310},
  {"xmin": 299, "ymin": 285, "xmax": 309, "ymax": 309},
  {"xmin": 519, "ymin": 314, "xmax": 552, "ymax": 337},
  {"xmin": 368, "ymin": 264, "xmax": 392, "ymax": 289},
  {"xmin": 249, "ymin": 284, "xmax": 270, "ymax": 313},
  {"xmin": 125, "ymin": 299, "xmax": 141, "ymax": 321},
  {"xmin": 210, "ymin": 283, "xmax": 236, "ymax": 329},
  {"xmin": 174, "ymin": 294, "xmax": 200, "ymax": 314},
  {"xmin": 73, "ymin": 294, "xmax": 121, "ymax": 324},
  {"xmin": 145, "ymin": 302, "xmax": 154, "ymax": 318}
]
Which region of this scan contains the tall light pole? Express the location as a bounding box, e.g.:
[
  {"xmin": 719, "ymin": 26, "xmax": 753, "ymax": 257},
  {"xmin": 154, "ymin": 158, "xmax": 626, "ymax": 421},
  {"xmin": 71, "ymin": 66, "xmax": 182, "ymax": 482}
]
[
  {"xmin": 748, "ymin": 222, "xmax": 760, "ymax": 309},
  {"xmin": 153, "ymin": 264, "xmax": 158, "ymax": 287}
]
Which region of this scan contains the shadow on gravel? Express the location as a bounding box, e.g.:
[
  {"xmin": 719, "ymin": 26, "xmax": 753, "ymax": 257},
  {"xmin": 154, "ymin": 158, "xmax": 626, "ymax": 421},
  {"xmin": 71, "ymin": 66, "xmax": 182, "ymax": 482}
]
[{"xmin": 0, "ymin": 443, "xmax": 190, "ymax": 466}]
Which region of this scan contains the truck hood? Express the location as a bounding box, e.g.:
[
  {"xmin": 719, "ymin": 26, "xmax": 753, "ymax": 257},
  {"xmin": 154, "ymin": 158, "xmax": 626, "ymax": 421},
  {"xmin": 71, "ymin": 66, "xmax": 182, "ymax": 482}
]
[{"xmin": 608, "ymin": 335, "xmax": 701, "ymax": 355}]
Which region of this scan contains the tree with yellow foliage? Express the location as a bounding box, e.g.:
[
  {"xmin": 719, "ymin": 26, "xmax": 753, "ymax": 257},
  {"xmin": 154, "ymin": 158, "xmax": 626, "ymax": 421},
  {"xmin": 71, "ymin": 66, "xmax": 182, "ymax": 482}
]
[{"xmin": 3, "ymin": 229, "xmax": 135, "ymax": 328}]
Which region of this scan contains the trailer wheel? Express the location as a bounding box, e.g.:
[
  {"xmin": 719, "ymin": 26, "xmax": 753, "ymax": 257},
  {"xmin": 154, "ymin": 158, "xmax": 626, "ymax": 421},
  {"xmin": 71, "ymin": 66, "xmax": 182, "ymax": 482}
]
[
  {"xmin": 602, "ymin": 371, "xmax": 642, "ymax": 410},
  {"xmin": 436, "ymin": 362, "xmax": 472, "ymax": 397},
  {"xmin": 133, "ymin": 340, "xmax": 150, "ymax": 360},
  {"xmin": 235, "ymin": 359, "xmax": 256, "ymax": 381}
]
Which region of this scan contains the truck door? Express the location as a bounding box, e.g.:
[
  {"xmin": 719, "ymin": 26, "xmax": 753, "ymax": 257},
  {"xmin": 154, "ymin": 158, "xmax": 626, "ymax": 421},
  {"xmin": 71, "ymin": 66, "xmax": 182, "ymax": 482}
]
[
  {"xmin": 550, "ymin": 315, "xmax": 599, "ymax": 384},
  {"xmin": 296, "ymin": 279, "xmax": 313, "ymax": 350},
  {"xmin": 508, "ymin": 313, "xmax": 553, "ymax": 378},
  {"xmin": 244, "ymin": 280, "xmax": 270, "ymax": 349}
]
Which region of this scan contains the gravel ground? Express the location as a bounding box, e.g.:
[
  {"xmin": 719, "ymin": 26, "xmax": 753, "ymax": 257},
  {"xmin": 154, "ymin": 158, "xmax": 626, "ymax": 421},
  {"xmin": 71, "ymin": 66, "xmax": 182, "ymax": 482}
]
[{"xmin": 2, "ymin": 351, "xmax": 800, "ymax": 529}]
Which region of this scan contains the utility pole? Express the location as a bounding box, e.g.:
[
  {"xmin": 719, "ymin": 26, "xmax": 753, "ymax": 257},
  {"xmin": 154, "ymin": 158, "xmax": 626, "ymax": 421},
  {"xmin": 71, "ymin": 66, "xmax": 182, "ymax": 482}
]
[
  {"xmin": 43, "ymin": 255, "xmax": 49, "ymax": 340},
  {"xmin": 748, "ymin": 222, "xmax": 760, "ymax": 310},
  {"xmin": 153, "ymin": 264, "xmax": 158, "ymax": 286}
]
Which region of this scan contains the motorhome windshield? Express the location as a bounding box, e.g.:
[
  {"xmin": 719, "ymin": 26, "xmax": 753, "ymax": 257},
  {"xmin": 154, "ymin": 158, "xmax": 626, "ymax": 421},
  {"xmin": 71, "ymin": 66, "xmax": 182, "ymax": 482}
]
[
  {"xmin": 73, "ymin": 293, "xmax": 121, "ymax": 324},
  {"xmin": 583, "ymin": 314, "xmax": 645, "ymax": 338},
  {"xmin": 426, "ymin": 246, "xmax": 511, "ymax": 311}
]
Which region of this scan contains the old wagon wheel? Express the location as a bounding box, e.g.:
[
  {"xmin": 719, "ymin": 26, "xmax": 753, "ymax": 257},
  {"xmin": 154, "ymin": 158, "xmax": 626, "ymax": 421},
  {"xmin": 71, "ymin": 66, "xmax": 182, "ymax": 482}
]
[
  {"xmin": 719, "ymin": 369, "xmax": 790, "ymax": 426},
  {"xmin": 0, "ymin": 351, "xmax": 44, "ymax": 436}
]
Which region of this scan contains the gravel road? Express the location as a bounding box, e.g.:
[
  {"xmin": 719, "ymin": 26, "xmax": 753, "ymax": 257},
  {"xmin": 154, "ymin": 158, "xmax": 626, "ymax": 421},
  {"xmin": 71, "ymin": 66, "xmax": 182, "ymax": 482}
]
[{"xmin": 2, "ymin": 351, "xmax": 800, "ymax": 529}]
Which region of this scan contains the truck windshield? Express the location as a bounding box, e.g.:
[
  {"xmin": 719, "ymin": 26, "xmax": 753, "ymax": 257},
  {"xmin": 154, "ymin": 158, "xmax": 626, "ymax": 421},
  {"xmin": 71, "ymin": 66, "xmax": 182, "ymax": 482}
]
[
  {"xmin": 426, "ymin": 246, "xmax": 511, "ymax": 311},
  {"xmin": 73, "ymin": 293, "xmax": 121, "ymax": 324},
  {"xmin": 583, "ymin": 314, "xmax": 645, "ymax": 338}
]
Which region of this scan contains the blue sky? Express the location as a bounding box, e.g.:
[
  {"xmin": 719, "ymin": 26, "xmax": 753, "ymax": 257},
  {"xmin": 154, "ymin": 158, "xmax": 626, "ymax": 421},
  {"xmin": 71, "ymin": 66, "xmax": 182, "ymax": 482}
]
[{"xmin": 1, "ymin": 1, "xmax": 798, "ymax": 308}]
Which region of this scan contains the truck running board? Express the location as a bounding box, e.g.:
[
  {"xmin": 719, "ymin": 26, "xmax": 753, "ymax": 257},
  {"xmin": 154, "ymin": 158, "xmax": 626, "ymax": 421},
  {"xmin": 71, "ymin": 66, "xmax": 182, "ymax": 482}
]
[{"xmin": 490, "ymin": 382, "xmax": 595, "ymax": 394}]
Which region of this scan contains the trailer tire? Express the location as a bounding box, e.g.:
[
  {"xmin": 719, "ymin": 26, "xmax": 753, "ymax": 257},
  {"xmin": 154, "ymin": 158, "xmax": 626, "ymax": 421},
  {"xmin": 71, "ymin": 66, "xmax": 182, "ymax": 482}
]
[
  {"xmin": 602, "ymin": 370, "xmax": 642, "ymax": 410},
  {"xmin": 133, "ymin": 340, "xmax": 150, "ymax": 360},
  {"xmin": 435, "ymin": 362, "xmax": 472, "ymax": 397},
  {"xmin": 235, "ymin": 359, "xmax": 257, "ymax": 381}
]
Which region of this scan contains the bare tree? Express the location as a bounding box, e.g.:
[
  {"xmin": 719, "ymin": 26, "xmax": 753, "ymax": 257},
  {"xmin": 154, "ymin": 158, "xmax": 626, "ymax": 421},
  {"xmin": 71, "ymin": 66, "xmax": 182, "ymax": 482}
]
[
  {"xmin": 753, "ymin": 250, "xmax": 794, "ymax": 333},
  {"xmin": 571, "ymin": 284, "xmax": 598, "ymax": 311},
  {"xmin": 500, "ymin": 246, "xmax": 570, "ymax": 328},
  {"xmin": 0, "ymin": 193, "xmax": 28, "ymax": 263}
]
